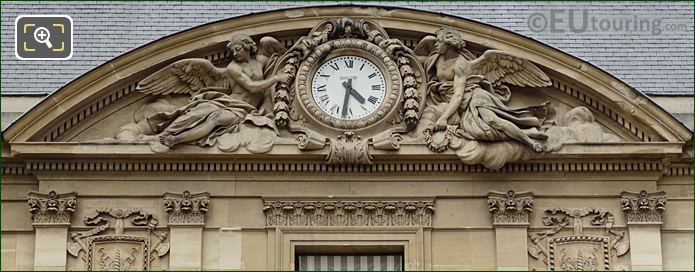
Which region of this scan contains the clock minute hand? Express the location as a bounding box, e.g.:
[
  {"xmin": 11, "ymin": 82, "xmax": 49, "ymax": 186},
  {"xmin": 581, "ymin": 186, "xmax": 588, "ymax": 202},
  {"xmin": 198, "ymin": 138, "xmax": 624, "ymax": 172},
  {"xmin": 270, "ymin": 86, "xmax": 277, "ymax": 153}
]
[{"xmin": 341, "ymin": 79, "xmax": 351, "ymax": 117}]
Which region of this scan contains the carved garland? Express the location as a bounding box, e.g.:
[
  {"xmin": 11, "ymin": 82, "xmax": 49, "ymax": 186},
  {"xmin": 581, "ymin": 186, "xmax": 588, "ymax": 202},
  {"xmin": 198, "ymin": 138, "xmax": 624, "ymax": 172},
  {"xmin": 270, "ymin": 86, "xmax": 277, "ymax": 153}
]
[{"xmin": 296, "ymin": 38, "xmax": 401, "ymax": 130}]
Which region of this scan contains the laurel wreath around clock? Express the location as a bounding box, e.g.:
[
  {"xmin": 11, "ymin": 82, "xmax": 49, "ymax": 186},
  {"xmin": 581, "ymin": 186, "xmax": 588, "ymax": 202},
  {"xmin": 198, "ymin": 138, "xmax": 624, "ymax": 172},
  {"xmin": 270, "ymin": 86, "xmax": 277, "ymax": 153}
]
[{"xmin": 296, "ymin": 38, "xmax": 402, "ymax": 130}]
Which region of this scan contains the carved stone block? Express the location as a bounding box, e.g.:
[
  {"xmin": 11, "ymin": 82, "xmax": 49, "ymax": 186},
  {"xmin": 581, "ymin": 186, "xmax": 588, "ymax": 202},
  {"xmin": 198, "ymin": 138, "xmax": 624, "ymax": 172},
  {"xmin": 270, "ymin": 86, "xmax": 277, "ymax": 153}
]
[
  {"xmin": 27, "ymin": 190, "xmax": 77, "ymax": 225},
  {"xmin": 487, "ymin": 190, "xmax": 533, "ymax": 225},
  {"xmin": 163, "ymin": 191, "xmax": 210, "ymax": 225},
  {"xmin": 263, "ymin": 200, "xmax": 435, "ymax": 227},
  {"xmin": 620, "ymin": 190, "xmax": 667, "ymax": 224}
]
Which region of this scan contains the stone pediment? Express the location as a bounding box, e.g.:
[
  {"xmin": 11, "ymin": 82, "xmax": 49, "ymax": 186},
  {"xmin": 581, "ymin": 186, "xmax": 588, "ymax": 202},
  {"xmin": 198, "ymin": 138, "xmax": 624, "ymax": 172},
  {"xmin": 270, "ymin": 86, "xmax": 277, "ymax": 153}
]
[{"xmin": 3, "ymin": 6, "xmax": 692, "ymax": 170}]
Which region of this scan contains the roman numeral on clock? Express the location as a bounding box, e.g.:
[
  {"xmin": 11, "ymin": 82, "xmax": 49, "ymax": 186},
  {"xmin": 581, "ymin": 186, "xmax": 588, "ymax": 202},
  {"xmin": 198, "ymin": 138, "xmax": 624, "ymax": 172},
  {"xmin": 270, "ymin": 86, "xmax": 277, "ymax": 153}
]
[
  {"xmin": 368, "ymin": 73, "xmax": 377, "ymax": 79},
  {"xmin": 319, "ymin": 95, "xmax": 329, "ymax": 104},
  {"xmin": 330, "ymin": 63, "xmax": 339, "ymax": 70},
  {"xmin": 368, "ymin": 96, "xmax": 378, "ymax": 104},
  {"xmin": 372, "ymin": 85, "xmax": 381, "ymax": 90},
  {"xmin": 316, "ymin": 85, "xmax": 326, "ymax": 91},
  {"xmin": 345, "ymin": 60, "xmax": 354, "ymax": 68}
]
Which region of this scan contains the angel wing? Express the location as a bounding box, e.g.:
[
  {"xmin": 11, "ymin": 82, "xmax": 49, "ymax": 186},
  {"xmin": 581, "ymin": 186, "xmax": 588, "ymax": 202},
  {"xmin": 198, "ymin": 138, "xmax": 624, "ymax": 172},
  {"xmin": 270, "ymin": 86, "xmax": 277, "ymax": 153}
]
[
  {"xmin": 414, "ymin": 35, "xmax": 437, "ymax": 56},
  {"xmin": 258, "ymin": 36, "xmax": 287, "ymax": 58},
  {"xmin": 136, "ymin": 59, "xmax": 231, "ymax": 96},
  {"xmin": 470, "ymin": 50, "xmax": 551, "ymax": 87}
]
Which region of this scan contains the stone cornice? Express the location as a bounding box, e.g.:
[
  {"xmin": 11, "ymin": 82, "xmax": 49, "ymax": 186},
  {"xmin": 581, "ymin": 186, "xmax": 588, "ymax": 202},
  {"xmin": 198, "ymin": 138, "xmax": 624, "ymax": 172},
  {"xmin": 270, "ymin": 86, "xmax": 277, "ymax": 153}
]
[
  {"xmin": 15, "ymin": 157, "xmax": 673, "ymax": 175},
  {"xmin": 27, "ymin": 190, "xmax": 77, "ymax": 226},
  {"xmin": 163, "ymin": 191, "xmax": 210, "ymax": 226},
  {"xmin": 620, "ymin": 190, "xmax": 667, "ymax": 224},
  {"xmin": 487, "ymin": 190, "xmax": 534, "ymax": 225}
]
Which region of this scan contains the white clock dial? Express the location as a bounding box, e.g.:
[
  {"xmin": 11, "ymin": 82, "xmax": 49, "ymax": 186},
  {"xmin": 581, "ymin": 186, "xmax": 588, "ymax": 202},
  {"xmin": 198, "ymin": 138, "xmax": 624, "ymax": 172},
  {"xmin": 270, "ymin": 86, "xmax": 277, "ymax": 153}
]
[{"xmin": 311, "ymin": 55, "xmax": 386, "ymax": 120}]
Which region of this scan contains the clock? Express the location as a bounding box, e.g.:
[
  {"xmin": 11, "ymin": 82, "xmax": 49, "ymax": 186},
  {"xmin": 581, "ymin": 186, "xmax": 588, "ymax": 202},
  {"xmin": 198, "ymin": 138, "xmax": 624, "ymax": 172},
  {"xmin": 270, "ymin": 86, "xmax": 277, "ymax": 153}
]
[
  {"xmin": 311, "ymin": 55, "xmax": 386, "ymax": 120},
  {"xmin": 296, "ymin": 39, "xmax": 402, "ymax": 130}
]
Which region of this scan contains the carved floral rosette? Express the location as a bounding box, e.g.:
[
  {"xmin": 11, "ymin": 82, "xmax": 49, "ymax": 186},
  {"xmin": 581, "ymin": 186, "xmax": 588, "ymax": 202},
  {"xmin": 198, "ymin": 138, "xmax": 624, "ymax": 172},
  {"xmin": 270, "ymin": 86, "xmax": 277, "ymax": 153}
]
[
  {"xmin": 263, "ymin": 200, "xmax": 435, "ymax": 227},
  {"xmin": 620, "ymin": 190, "xmax": 667, "ymax": 224},
  {"xmin": 163, "ymin": 191, "xmax": 210, "ymax": 225},
  {"xmin": 548, "ymin": 236, "xmax": 610, "ymax": 271},
  {"xmin": 487, "ymin": 190, "xmax": 533, "ymax": 225},
  {"xmin": 27, "ymin": 190, "xmax": 77, "ymax": 225}
]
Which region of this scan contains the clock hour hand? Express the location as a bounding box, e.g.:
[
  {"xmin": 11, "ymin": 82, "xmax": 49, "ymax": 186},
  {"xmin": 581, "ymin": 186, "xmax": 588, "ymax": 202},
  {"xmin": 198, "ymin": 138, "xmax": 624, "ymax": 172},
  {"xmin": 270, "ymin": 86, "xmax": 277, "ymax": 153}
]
[
  {"xmin": 348, "ymin": 88, "xmax": 366, "ymax": 103},
  {"xmin": 341, "ymin": 79, "xmax": 351, "ymax": 117}
]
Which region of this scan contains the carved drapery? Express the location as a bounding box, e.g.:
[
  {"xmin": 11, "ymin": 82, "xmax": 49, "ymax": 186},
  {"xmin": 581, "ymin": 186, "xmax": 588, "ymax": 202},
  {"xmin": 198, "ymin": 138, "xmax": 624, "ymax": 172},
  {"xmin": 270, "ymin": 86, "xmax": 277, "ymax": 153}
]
[
  {"xmin": 263, "ymin": 200, "xmax": 435, "ymax": 227},
  {"xmin": 27, "ymin": 191, "xmax": 77, "ymax": 225},
  {"xmin": 487, "ymin": 190, "xmax": 533, "ymax": 225},
  {"xmin": 163, "ymin": 191, "xmax": 210, "ymax": 225},
  {"xmin": 620, "ymin": 190, "xmax": 666, "ymax": 224}
]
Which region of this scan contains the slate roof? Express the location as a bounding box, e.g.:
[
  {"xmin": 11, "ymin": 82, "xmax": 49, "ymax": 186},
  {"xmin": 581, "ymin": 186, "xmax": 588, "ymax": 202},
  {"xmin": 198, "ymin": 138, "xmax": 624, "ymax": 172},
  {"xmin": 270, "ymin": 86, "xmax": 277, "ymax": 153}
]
[{"xmin": 1, "ymin": 1, "xmax": 693, "ymax": 96}]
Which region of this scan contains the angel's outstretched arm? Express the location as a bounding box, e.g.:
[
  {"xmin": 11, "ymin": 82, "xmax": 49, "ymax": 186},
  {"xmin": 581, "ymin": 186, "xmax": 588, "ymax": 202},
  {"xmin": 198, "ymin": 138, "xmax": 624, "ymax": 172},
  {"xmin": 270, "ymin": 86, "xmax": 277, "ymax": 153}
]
[{"xmin": 227, "ymin": 64, "xmax": 288, "ymax": 94}]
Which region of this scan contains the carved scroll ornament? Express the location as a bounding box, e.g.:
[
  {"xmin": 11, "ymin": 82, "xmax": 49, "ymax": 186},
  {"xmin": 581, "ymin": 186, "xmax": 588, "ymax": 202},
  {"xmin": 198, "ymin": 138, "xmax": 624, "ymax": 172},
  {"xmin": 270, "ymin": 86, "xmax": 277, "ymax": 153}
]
[
  {"xmin": 263, "ymin": 200, "xmax": 435, "ymax": 227},
  {"xmin": 27, "ymin": 190, "xmax": 77, "ymax": 225}
]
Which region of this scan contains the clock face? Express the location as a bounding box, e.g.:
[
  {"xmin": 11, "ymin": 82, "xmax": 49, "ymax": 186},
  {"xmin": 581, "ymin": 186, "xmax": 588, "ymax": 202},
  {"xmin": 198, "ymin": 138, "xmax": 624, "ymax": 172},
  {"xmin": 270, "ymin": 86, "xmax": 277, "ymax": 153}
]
[{"xmin": 311, "ymin": 55, "xmax": 386, "ymax": 120}]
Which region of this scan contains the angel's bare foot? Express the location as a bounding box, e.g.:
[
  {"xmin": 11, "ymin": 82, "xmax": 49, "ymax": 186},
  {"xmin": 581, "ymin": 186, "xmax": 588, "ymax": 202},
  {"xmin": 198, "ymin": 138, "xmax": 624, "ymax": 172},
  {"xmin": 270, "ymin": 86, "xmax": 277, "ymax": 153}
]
[
  {"xmin": 137, "ymin": 134, "xmax": 158, "ymax": 142},
  {"xmin": 149, "ymin": 141, "xmax": 170, "ymax": 153},
  {"xmin": 160, "ymin": 135, "xmax": 176, "ymax": 147},
  {"xmin": 531, "ymin": 142, "xmax": 546, "ymax": 152},
  {"xmin": 523, "ymin": 128, "xmax": 548, "ymax": 140}
]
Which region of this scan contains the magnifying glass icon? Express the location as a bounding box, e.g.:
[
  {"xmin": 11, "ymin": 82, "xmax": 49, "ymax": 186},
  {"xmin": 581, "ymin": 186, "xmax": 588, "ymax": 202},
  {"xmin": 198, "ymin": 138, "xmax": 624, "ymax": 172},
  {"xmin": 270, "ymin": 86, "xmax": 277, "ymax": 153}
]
[{"xmin": 33, "ymin": 27, "xmax": 53, "ymax": 48}]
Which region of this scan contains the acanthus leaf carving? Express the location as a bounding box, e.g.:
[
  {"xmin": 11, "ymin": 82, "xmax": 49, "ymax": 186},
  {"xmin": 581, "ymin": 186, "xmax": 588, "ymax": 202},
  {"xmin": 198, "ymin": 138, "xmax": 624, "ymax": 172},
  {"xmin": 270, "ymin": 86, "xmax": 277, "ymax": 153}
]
[
  {"xmin": 620, "ymin": 190, "xmax": 666, "ymax": 224},
  {"xmin": 326, "ymin": 131, "xmax": 373, "ymax": 165},
  {"xmin": 27, "ymin": 190, "xmax": 77, "ymax": 225},
  {"xmin": 487, "ymin": 190, "xmax": 533, "ymax": 225},
  {"xmin": 163, "ymin": 191, "xmax": 210, "ymax": 225},
  {"xmin": 263, "ymin": 200, "xmax": 435, "ymax": 227}
]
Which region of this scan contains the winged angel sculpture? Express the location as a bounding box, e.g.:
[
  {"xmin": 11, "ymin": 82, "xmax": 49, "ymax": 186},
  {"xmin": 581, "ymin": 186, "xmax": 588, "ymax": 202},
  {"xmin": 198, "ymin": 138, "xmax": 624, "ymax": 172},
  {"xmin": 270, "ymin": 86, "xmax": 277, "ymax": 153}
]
[
  {"xmin": 413, "ymin": 27, "xmax": 554, "ymax": 169},
  {"xmin": 119, "ymin": 34, "xmax": 290, "ymax": 153}
]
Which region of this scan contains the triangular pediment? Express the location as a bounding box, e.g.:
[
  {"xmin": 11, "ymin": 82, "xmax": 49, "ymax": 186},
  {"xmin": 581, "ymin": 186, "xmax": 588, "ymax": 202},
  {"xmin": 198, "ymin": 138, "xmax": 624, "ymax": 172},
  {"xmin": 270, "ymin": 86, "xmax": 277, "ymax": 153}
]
[{"xmin": 3, "ymin": 6, "xmax": 691, "ymax": 169}]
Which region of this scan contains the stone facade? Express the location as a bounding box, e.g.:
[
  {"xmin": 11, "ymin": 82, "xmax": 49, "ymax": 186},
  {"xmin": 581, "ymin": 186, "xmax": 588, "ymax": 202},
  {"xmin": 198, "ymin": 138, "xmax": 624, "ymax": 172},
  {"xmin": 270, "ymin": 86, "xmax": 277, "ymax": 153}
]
[{"xmin": 1, "ymin": 5, "xmax": 693, "ymax": 271}]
